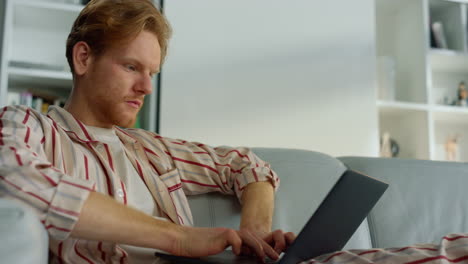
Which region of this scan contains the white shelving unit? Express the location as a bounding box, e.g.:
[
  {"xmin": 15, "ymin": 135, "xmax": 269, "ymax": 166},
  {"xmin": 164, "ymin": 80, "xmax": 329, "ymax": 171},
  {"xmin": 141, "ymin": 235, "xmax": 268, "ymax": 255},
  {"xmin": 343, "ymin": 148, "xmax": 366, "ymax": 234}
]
[
  {"xmin": 0, "ymin": 0, "xmax": 161, "ymax": 131},
  {"xmin": 376, "ymin": 0, "xmax": 468, "ymax": 162},
  {"xmin": 0, "ymin": 0, "xmax": 81, "ymax": 107}
]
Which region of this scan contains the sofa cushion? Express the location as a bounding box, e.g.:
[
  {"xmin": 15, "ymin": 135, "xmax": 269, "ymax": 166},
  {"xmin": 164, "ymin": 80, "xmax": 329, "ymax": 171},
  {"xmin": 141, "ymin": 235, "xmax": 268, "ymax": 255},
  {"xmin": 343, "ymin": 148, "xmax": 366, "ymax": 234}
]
[{"xmin": 339, "ymin": 157, "xmax": 468, "ymax": 248}]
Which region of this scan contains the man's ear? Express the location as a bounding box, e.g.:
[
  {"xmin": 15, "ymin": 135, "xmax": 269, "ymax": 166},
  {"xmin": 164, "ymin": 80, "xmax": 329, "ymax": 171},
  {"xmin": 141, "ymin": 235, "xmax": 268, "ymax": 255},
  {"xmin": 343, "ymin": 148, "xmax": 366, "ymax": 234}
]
[{"xmin": 73, "ymin": 41, "xmax": 93, "ymax": 76}]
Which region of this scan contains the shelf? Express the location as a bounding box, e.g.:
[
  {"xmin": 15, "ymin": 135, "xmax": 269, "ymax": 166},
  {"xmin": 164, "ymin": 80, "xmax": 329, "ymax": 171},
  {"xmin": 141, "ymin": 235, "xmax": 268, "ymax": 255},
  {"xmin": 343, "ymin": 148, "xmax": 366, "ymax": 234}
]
[
  {"xmin": 430, "ymin": 48, "xmax": 464, "ymax": 56},
  {"xmin": 429, "ymin": 49, "xmax": 468, "ymax": 73},
  {"xmin": 378, "ymin": 101, "xmax": 468, "ymax": 124},
  {"xmin": 429, "ymin": 0, "xmax": 465, "ymax": 51},
  {"xmin": 432, "ymin": 105, "xmax": 468, "ymax": 162},
  {"xmin": 432, "ymin": 104, "xmax": 468, "ymax": 124},
  {"xmin": 13, "ymin": 1, "xmax": 83, "ymax": 32},
  {"xmin": 8, "ymin": 66, "xmax": 72, "ymax": 89},
  {"xmin": 377, "ymin": 100, "xmax": 429, "ymax": 115},
  {"xmin": 13, "ymin": 1, "xmax": 84, "ymax": 13},
  {"xmin": 378, "ymin": 100, "xmax": 430, "ymax": 160}
]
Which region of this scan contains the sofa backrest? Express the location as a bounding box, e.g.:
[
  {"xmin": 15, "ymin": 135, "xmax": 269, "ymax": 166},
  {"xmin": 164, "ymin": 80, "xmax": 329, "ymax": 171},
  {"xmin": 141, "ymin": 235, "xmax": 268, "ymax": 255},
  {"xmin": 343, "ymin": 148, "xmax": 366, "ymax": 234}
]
[
  {"xmin": 188, "ymin": 148, "xmax": 373, "ymax": 250},
  {"xmin": 339, "ymin": 156, "xmax": 468, "ymax": 248}
]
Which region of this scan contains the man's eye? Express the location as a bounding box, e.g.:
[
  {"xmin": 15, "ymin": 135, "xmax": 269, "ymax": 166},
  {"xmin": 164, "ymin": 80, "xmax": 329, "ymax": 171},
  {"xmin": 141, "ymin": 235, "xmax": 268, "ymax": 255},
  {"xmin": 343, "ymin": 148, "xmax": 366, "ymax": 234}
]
[{"xmin": 126, "ymin": 65, "xmax": 136, "ymax": 71}]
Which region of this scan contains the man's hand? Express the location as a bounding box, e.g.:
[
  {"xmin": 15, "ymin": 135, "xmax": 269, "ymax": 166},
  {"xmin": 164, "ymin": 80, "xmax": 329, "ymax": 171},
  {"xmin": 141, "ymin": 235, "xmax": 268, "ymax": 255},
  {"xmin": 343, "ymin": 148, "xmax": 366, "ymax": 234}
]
[
  {"xmin": 170, "ymin": 226, "xmax": 283, "ymax": 261},
  {"xmin": 238, "ymin": 228, "xmax": 296, "ymax": 257}
]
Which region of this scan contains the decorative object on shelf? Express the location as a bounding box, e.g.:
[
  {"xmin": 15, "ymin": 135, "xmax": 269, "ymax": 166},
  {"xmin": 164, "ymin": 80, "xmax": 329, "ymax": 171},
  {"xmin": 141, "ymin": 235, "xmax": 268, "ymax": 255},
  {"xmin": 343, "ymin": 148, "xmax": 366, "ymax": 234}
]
[
  {"xmin": 455, "ymin": 81, "xmax": 468, "ymax": 107},
  {"xmin": 377, "ymin": 56, "xmax": 396, "ymax": 101},
  {"xmin": 380, "ymin": 132, "xmax": 400, "ymax": 158},
  {"xmin": 444, "ymin": 134, "xmax": 460, "ymax": 162},
  {"xmin": 431, "ymin": 21, "xmax": 448, "ymax": 49}
]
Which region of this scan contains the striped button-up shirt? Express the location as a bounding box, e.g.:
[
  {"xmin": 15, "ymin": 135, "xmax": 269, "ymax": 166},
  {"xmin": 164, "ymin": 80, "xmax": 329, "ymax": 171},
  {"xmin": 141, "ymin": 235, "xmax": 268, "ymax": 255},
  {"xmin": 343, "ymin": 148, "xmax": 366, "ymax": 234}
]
[{"xmin": 0, "ymin": 105, "xmax": 280, "ymax": 264}]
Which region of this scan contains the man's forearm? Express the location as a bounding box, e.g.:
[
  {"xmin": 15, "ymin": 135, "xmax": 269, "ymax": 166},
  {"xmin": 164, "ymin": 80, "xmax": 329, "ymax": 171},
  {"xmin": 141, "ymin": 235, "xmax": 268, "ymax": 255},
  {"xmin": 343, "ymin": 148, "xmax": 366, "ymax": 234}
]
[
  {"xmin": 240, "ymin": 181, "xmax": 275, "ymax": 232},
  {"xmin": 71, "ymin": 191, "xmax": 181, "ymax": 252}
]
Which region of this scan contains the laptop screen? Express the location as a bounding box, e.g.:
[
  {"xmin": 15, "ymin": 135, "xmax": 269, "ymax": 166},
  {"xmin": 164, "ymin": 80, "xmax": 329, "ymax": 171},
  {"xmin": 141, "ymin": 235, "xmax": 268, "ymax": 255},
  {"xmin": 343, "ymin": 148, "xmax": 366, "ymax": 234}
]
[{"xmin": 280, "ymin": 170, "xmax": 388, "ymax": 264}]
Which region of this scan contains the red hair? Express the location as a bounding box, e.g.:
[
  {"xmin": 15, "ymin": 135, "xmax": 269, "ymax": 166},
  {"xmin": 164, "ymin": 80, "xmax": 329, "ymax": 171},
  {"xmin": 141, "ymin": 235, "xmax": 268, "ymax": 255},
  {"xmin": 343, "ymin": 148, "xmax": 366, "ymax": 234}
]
[{"xmin": 66, "ymin": 0, "xmax": 171, "ymax": 74}]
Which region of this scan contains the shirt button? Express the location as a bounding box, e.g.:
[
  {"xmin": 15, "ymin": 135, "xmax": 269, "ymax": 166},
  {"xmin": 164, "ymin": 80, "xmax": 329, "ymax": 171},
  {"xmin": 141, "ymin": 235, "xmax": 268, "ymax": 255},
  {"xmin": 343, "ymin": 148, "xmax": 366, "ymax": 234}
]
[{"xmin": 117, "ymin": 189, "xmax": 124, "ymax": 198}]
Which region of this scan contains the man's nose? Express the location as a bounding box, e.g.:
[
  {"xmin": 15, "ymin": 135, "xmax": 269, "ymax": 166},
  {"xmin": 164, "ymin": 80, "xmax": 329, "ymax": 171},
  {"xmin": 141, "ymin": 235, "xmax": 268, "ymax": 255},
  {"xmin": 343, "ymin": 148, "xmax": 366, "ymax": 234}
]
[{"xmin": 138, "ymin": 75, "xmax": 153, "ymax": 95}]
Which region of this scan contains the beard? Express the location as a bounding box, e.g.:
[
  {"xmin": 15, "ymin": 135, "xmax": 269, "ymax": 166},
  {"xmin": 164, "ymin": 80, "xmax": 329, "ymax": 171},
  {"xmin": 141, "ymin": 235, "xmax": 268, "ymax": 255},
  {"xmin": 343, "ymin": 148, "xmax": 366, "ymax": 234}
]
[
  {"xmin": 92, "ymin": 96, "xmax": 140, "ymax": 128},
  {"xmin": 84, "ymin": 72, "xmax": 143, "ymax": 128},
  {"xmin": 109, "ymin": 104, "xmax": 138, "ymax": 128},
  {"xmin": 112, "ymin": 113, "xmax": 136, "ymax": 128}
]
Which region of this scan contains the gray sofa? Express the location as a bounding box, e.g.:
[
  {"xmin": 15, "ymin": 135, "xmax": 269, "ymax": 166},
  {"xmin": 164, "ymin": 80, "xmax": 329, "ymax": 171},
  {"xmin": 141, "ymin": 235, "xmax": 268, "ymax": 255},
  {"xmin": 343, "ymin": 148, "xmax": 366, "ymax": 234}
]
[{"xmin": 2, "ymin": 148, "xmax": 468, "ymax": 263}]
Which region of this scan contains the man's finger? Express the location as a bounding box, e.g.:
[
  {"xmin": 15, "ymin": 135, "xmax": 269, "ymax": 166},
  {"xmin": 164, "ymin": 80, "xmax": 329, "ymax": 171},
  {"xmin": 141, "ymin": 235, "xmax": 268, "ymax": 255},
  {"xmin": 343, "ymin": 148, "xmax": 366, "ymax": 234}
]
[
  {"xmin": 285, "ymin": 232, "xmax": 296, "ymax": 246},
  {"xmin": 226, "ymin": 229, "xmax": 243, "ymax": 255},
  {"xmin": 272, "ymin": 230, "xmax": 287, "ymax": 254},
  {"xmin": 243, "ymin": 230, "xmax": 267, "ymax": 259},
  {"xmin": 262, "ymin": 232, "xmax": 274, "ymax": 244},
  {"xmin": 251, "ymin": 231, "xmax": 279, "ymax": 261}
]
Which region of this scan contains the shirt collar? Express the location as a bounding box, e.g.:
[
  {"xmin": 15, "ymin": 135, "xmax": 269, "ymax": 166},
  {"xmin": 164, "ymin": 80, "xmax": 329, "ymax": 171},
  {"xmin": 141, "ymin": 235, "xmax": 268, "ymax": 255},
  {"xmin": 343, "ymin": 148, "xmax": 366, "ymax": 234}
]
[{"xmin": 47, "ymin": 106, "xmax": 138, "ymax": 144}]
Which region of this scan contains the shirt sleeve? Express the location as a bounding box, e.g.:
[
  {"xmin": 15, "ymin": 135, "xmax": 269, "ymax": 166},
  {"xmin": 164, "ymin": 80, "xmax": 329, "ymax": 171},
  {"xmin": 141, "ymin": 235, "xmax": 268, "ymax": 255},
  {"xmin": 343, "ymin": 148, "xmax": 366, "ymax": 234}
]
[
  {"xmin": 157, "ymin": 135, "xmax": 280, "ymax": 201},
  {"xmin": 0, "ymin": 106, "xmax": 95, "ymax": 240}
]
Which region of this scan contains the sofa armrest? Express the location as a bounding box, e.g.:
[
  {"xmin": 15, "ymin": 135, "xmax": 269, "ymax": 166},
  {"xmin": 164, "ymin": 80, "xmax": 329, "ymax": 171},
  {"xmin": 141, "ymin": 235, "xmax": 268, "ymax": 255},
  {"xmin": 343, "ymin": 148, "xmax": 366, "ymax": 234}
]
[{"xmin": 0, "ymin": 199, "xmax": 49, "ymax": 264}]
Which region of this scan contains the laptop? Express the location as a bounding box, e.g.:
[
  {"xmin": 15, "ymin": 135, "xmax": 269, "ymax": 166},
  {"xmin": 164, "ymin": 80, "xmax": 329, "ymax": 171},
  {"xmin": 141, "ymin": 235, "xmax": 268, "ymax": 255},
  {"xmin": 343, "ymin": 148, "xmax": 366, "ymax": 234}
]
[{"xmin": 155, "ymin": 169, "xmax": 389, "ymax": 264}]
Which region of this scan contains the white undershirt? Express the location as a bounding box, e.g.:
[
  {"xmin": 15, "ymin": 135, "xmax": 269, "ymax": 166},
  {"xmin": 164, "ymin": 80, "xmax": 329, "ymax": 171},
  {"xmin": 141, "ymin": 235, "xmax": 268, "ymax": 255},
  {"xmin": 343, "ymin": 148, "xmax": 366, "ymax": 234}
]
[{"xmin": 87, "ymin": 126, "xmax": 165, "ymax": 263}]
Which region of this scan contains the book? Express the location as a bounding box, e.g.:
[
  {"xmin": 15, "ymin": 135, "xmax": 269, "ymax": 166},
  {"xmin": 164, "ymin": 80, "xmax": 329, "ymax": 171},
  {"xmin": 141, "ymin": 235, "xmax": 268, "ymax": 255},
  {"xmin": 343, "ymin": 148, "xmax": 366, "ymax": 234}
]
[
  {"xmin": 431, "ymin": 21, "xmax": 448, "ymax": 49},
  {"xmin": 8, "ymin": 90, "xmax": 66, "ymax": 114},
  {"xmin": 20, "ymin": 92, "xmax": 33, "ymax": 107},
  {"xmin": 41, "ymin": 102, "xmax": 50, "ymax": 114},
  {"xmin": 32, "ymin": 97, "xmax": 43, "ymax": 113},
  {"xmin": 29, "ymin": 92, "xmax": 66, "ymax": 114}
]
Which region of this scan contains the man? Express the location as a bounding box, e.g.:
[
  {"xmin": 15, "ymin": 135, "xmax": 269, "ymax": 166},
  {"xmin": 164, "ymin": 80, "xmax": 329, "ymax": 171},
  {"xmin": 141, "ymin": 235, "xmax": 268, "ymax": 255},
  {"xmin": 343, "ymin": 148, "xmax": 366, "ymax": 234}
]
[{"xmin": 0, "ymin": 0, "xmax": 294, "ymax": 263}]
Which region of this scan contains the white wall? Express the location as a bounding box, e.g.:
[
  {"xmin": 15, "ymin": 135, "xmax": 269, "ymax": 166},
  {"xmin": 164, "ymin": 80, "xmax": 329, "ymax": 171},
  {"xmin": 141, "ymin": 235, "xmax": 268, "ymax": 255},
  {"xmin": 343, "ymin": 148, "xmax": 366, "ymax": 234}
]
[{"xmin": 160, "ymin": 0, "xmax": 379, "ymax": 157}]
